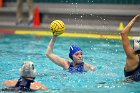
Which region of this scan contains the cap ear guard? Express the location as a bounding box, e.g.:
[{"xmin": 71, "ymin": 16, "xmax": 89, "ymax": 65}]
[
  {"xmin": 19, "ymin": 61, "xmax": 37, "ymax": 78},
  {"xmin": 69, "ymin": 53, "xmax": 73, "ymax": 60},
  {"xmin": 133, "ymin": 37, "xmax": 140, "ymax": 51}
]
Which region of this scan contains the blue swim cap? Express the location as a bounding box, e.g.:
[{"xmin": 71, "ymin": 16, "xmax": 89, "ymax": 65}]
[{"xmin": 69, "ymin": 45, "xmax": 82, "ymax": 60}]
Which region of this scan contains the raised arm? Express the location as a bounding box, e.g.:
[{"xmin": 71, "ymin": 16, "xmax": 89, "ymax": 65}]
[
  {"xmin": 46, "ymin": 36, "xmax": 69, "ymax": 69},
  {"xmin": 121, "ymin": 14, "xmax": 140, "ymax": 58}
]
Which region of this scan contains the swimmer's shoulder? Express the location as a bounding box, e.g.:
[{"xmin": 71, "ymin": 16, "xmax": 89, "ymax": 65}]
[
  {"xmin": 3, "ymin": 79, "xmax": 18, "ymax": 87},
  {"xmin": 30, "ymin": 81, "xmax": 48, "ymax": 90},
  {"xmin": 63, "ymin": 60, "xmax": 71, "ymax": 70}
]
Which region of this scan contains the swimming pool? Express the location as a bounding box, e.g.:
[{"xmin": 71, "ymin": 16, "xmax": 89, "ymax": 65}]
[{"xmin": 0, "ymin": 34, "xmax": 140, "ymax": 93}]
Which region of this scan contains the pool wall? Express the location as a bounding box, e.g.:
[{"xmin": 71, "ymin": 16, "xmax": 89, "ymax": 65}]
[{"xmin": 0, "ymin": 29, "xmax": 133, "ymax": 40}]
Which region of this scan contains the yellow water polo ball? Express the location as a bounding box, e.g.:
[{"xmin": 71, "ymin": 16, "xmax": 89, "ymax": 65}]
[{"xmin": 50, "ymin": 20, "xmax": 65, "ymax": 36}]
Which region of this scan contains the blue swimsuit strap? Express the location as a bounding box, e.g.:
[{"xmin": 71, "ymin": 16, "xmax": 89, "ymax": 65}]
[{"xmin": 69, "ymin": 62, "xmax": 84, "ymax": 68}]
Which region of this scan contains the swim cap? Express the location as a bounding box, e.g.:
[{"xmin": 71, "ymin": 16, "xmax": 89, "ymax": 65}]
[
  {"xmin": 19, "ymin": 61, "xmax": 37, "ymax": 78},
  {"xmin": 133, "ymin": 37, "xmax": 140, "ymax": 51},
  {"xmin": 69, "ymin": 45, "xmax": 82, "ymax": 60}
]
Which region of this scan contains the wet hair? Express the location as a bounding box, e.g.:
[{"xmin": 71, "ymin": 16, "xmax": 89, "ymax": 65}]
[{"xmin": 135, "ymin": 50, "xmax": 140, "ymax": 54}]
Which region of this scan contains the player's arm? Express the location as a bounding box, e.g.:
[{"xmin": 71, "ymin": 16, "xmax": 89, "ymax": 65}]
[{"xmin": 46, "ymin": 36, "xmax": 69, "ymax": 69}]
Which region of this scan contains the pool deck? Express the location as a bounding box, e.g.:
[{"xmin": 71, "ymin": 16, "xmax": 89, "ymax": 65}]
[{"xmin": 0, "ymin": 3, "xmax": 140, "ymax": 39}]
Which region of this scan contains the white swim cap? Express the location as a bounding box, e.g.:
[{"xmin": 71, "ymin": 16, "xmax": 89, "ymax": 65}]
[
  {"xmin": 19, "ymin": 61, "xmax": 37, "ymax": 78},
  {"xmin": 133, "ymin": 37, "xmax": 140, "ymax": 51}
]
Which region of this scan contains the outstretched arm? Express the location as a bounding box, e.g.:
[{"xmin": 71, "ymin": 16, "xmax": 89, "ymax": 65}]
[
  {"xmin": 46, "ymin": 36, "xmax": 69, "ymax": 69},
  {"xmin": 84, "ymin": 63, "xmax": 96, "ymax": 72},
  {"xmin": 121, "ymin": 14, "xmax": 140, "ymax": 58}
]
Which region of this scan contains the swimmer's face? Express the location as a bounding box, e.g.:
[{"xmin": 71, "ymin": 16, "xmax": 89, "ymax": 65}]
[{"xmin": 72, "ymin": 50, "xmax": 83, "ymax": 63}]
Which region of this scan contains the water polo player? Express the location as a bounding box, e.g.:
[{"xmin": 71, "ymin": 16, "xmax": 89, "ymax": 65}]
[
  {"xmin": 121, "ymin": 14, "xmax": 140, "ymax": 81},
  {"xmin": 46, "ymin": 35, "xmax": 96, "ymax": 73},
  {"xmin": 2, "ymin": 61, "xmax": 47, "ymax": 92}
]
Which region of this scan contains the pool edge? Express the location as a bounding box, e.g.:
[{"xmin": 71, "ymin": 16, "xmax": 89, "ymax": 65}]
[{"xmin": 0, "ymin": 29, "xmax": 134, "ymax": 40}]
